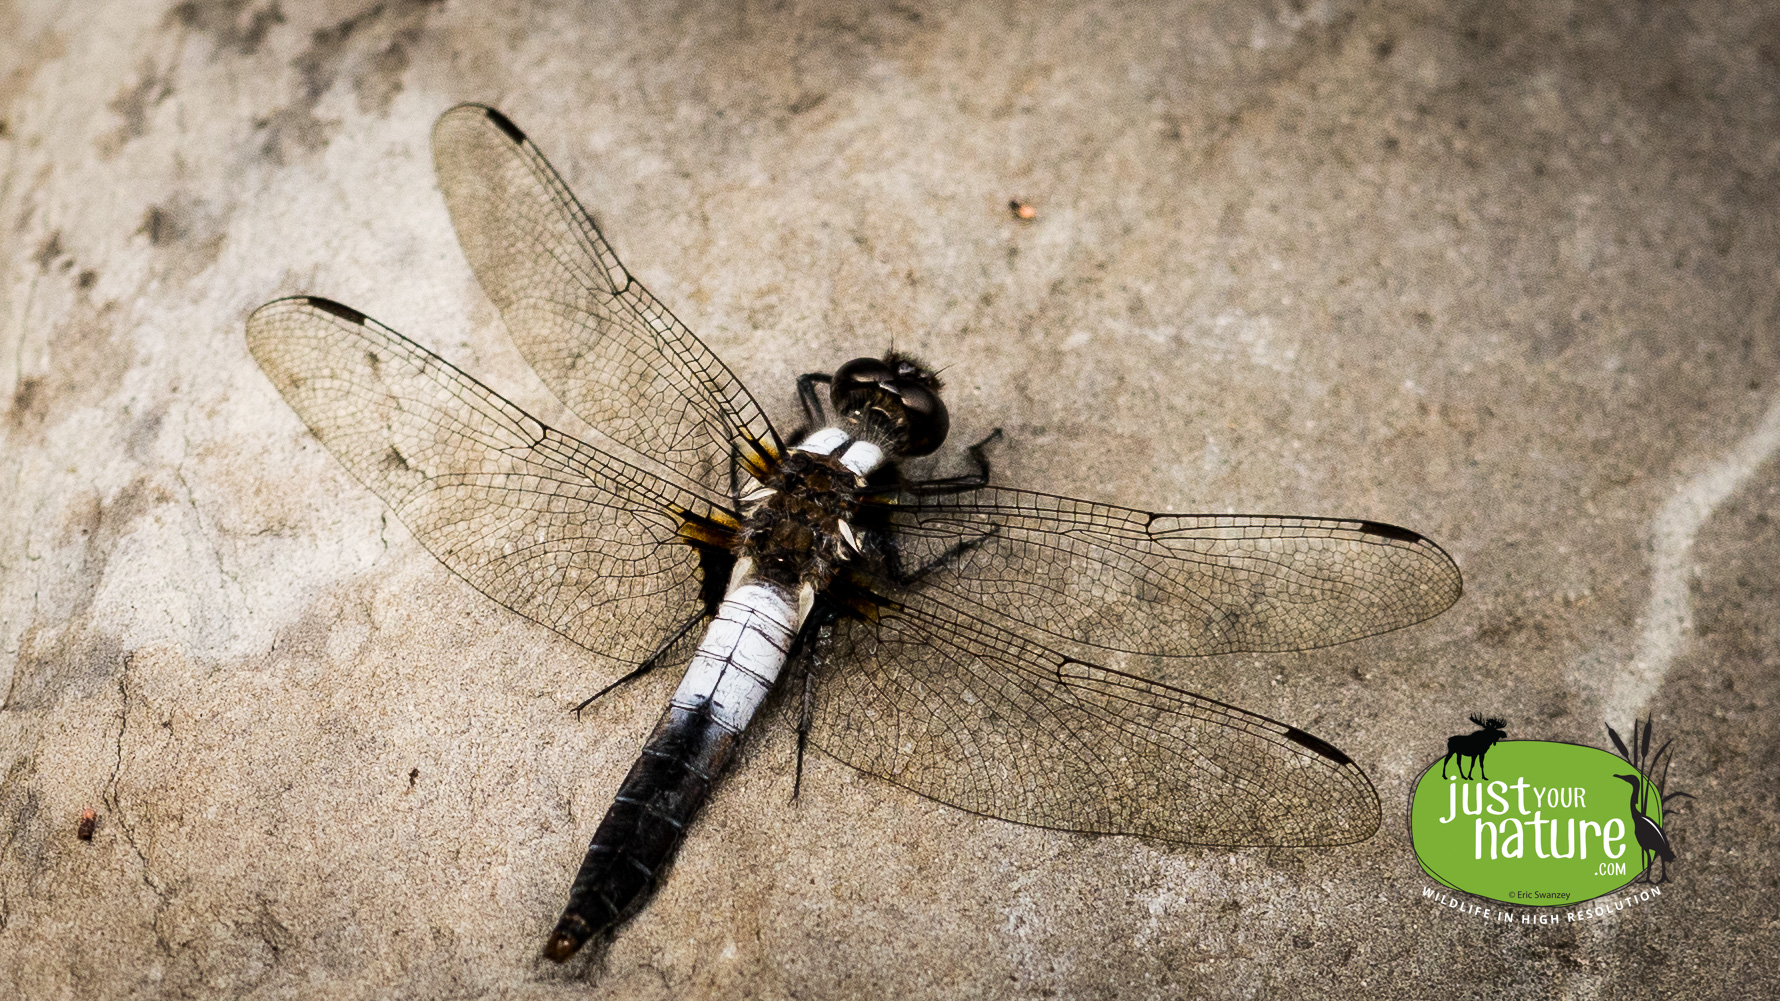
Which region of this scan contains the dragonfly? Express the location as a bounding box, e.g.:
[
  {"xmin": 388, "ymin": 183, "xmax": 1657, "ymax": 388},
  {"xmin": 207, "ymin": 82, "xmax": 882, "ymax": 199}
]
[{"xmin": 246, "ymin": 104, "xmax": 1463, "ymax": 962}]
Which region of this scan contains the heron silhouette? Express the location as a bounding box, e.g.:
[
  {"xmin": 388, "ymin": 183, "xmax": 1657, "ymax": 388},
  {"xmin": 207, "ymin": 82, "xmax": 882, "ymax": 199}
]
[
  {"xmin": 1613, "ymin": 773, "xmax": 1675, "ymax": 883},
  {"xmin": 1607, "ymin": 717, "xmax": 1694, "ymax": 885}
]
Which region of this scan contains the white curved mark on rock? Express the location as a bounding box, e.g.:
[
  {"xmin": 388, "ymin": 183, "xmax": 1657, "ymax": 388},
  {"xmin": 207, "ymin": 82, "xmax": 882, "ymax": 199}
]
[{"xmin": 1604, "ymin": 391, "xmax": 1780, "ymax": 723}]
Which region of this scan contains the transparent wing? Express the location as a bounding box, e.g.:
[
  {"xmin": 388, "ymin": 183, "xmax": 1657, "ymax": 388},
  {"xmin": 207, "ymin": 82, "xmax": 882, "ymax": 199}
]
[
  {"xmin": 246, "ymin": 296, "xmax": 732, "ymax": 673},
  {"xmin": 432, "ymin": 103, "xmax": 781, "ymax": 500},
  {"xmin": 804, "ymin": 588, "xmax": 1381, "ymax": 846},
  {"xmin": 868, "ymin": 486, "xmax": 1462, "ymax": 660}
]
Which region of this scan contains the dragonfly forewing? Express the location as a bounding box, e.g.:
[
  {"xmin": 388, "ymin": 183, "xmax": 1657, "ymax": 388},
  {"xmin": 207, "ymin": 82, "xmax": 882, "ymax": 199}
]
[
  {"xmin": 871, "ymin": 486, "xmax": 1462, "ymax": 662},
  {"xmin": 433, "ymin": 104, "xmax": 782, "ymax": 503},
  {"xmin": 246, "ymin": 295, "xmax": 732, "ymax": 675}
]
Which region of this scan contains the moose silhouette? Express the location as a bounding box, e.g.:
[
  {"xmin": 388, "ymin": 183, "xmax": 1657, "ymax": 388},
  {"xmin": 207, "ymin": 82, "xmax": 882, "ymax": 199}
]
[{"xmin": 1440, "ymin": 714, "xmax": 1508, "ymax": 781}]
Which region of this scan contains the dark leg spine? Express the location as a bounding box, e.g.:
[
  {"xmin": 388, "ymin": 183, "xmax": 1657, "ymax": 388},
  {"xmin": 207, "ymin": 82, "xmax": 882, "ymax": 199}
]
[{"xmin": 544, "ymin": 703, "xmax": 741, "ymax": 961}]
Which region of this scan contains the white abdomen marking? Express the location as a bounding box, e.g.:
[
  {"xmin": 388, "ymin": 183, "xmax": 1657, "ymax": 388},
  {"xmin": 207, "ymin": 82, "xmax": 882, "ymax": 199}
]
[{"xmin": 671, "ymin": 581, "xmax": 798, "ymax": 732}]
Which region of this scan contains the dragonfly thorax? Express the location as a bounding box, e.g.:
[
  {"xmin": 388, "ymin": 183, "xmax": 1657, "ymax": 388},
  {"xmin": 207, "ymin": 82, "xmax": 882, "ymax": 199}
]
[{"xmin": 739, "ymin": 447, "xmax": 867, "ymax": 590}]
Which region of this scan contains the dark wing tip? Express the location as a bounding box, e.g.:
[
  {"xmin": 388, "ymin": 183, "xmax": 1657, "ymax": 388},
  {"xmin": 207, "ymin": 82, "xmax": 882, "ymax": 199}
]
[
  {"xmin": 1284, "ymin": 727, "xmax": 1354, "ymax": 765},
  {"xmin": 482, "ymin": 106, "xmax": 527, "ymax": 144},
  {"xmin": 1360, "ymin": 519, "xmax": 1465, "ymax": 606},
  {"xmin": 301, "ymin": 296, "xmax": 369, "ymax": 325},
  {"xmin": 435, "ymin": 103, "xmax": 528, "ymax": 145},
  {"xmin": 1356, "ymin": 520, "xmax": 1425, "ymax": 544}
]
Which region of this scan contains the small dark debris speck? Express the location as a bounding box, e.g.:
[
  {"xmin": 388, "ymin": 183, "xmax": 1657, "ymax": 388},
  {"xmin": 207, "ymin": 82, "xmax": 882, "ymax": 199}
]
[
  {"xmin": 139, "ymin": 205, "xmax": 178, "ymax": 245},
  {"xmin": 77, "ymin": 808, "xmax": 96, "ymax": 840}
]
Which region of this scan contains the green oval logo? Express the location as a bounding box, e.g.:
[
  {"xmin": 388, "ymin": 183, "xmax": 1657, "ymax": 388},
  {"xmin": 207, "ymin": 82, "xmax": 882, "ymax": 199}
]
[{"xmin": 1410, "ymin": 740, "xmax": 1662, "ymax": 906}]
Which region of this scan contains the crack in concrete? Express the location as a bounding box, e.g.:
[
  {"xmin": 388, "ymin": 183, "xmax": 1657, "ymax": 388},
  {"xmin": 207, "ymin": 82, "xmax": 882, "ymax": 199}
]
[
  {"xmin": 178, "ymin": 421, "xmax": 242, "ymax": 593},
  {"xmin": 103, "ymin": 652, "xmax": 176, "ymax": 956}
]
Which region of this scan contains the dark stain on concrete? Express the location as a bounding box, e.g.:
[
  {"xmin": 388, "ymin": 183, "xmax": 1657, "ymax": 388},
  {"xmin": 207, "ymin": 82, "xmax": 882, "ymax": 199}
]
[
  {"xmin": 255, "ymin": 0, "xmax": 444, "ymax": 164},
  {"xmin": 7, "ymin": 378, "xmax": 43, "ymax": 430},
  {"xmin": 97, "ymin": 61, "xmax": 173, "ymax": 158},
  {"xmin": 165, "ymin": 0, "xmax": 286, "ymax": 57},
  {"xmin": 350, "ymin": 0, "xmax": 446, "ymax": 115},
  {"xmin": 263, "ymin": 588, "xmax": 358, "ymax": 669},
  {"xmin": 125, "ymin": 404, "xmax": 169, "ymax": 464},
  {"xmin": 10, "ymin": 231, "xmax": 135, "ymax": 437},
  {"xmin": 0, "ymin": 753, "xmax": 46, "ymax": 928},
  {"xmin": 31, "ymin": 230, "xmax": 70, "ymax": 271},
  {"xmin": 135, "ymin": 194, "xmax": 229, "ymax": 282},
  {"xmin": 637, "ymin": 0, "xmax": 946, "ymax": 138},
  {"xmin": 291, "ymin": 11, "xmax": 365, "ymax": 104},
  {"xmin": 3, "ymin": 295, "xmax": 132, "ymax": 444},
  {"xmin": 252, "ymin": 104, "xmax": 336, "ymax": 165},
  {"xmin": 137, "ymin": 204, "xmax": 184, "ymax": 246},
  {"xmin": 4, "ymin": 479, "xmax": 164, "ymax": 713}
]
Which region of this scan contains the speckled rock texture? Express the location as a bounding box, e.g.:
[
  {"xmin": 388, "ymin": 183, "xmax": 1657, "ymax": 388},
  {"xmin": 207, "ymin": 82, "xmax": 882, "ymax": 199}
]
[{"xmin": 2, "ymin": 2, "xmax": 1776, "ymax": 998}]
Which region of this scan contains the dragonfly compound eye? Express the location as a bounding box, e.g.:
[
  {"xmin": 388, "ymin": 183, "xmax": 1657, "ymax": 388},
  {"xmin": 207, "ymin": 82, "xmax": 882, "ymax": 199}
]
[
  {"xmin": 830, "ymin": 357, "xmax": 896, "ymax": 411},
  {"xmin": 892, "ymin": 380, "xmax": 949, "ymax": 456}
]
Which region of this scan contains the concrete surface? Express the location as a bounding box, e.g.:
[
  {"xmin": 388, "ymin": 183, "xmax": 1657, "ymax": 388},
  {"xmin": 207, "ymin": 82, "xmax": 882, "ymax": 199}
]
[{"xmin": 3, "ymin": 1, "xmax": 1777, "ymax": 997}]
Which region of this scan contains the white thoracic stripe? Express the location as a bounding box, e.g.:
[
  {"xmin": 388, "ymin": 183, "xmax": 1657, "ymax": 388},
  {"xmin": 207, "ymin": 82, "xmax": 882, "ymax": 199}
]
[
  {"xmin": 671, "ymin": 581, "xmax": 798, "ymax": 732},
  {"xmin": 793, "ymin": 428, "xmax": 886, "ymax": 477},
  {"xmin": 796, "ymin": 427, "xmax": 849, "ymax": 455},
  {"xmin": 839, "ymin": 440, "xmax": 884, "ymax": 476},
  {"xmin": 724, "ymin": 555, "xmax": 755, "ymax": 596}
]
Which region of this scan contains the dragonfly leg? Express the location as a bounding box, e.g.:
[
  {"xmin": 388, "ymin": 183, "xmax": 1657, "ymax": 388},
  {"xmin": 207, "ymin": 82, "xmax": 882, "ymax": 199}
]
[
  {"xmin": 786, "ymin": 373, "xmax": 833, "ymax": 442},
  {"xmin": 900, "ymin": 428, "xmax": 1003, "ymax": 496},
  {"xmin": 571, "ymin": 612, "xmax": 704, "ymax": 715},
  {"xmin": 792, "ymin": 667, "xmax": 813, "ymax": 801},
  {"xmin": 787, "ymin": 615, "xmax": 837, "ymax": 802},
  {"xmin": 798, "ymin": 373, "xmax": 832, "ymax": 426}
]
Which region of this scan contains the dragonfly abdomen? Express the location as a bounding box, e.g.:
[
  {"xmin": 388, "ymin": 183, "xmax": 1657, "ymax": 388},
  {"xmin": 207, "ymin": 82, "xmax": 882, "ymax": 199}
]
[
  {"xmin": 544, "ymin": 581, "xmax": 798, "ymax": 959},
  {"xmin": 669, "ymin": 582, "xmax": 799, "ymax": 729},
  {"xmin": 542, "ymin": 703, "xmax": 739, "ymax": 959}
]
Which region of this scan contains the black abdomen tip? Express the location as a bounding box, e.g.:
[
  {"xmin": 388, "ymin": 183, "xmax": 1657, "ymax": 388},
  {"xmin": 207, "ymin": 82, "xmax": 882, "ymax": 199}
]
[
  {"xmin": 543, "ymin": 915, "xmax": 590, "ymax": 963},
  {"xmin": 304, "ymin": 296, "xmax": 367, "ymax": 324}
]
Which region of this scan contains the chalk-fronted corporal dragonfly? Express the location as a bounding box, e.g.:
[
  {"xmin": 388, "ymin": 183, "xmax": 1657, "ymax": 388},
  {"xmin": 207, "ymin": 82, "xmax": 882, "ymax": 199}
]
[{"xmin": 246, "ymin": 104, "xmax": 1462, "ymax": 962}]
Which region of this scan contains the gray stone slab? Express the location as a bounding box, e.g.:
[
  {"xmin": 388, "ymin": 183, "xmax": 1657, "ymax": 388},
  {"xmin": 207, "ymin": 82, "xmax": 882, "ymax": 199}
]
[{"xmin": 2, "ymin": 1, "xmax": 1774, "ymax": 997}]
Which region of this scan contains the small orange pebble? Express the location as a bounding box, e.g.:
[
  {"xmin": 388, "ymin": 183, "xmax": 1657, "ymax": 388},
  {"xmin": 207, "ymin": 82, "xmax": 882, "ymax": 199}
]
[
  {"xmin": 1008, "ymin": 199, "xmax": 1037, "ymax": 220},
  {"xmin": 77, "ymin": 808, "xmax": 96, "ymax": 841}
]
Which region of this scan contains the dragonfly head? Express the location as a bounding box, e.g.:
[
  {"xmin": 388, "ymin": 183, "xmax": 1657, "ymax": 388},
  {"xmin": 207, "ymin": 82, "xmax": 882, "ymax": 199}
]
[{"xmin": 830, "ymin": 351, "xmax": 949, "ymax": 457}]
